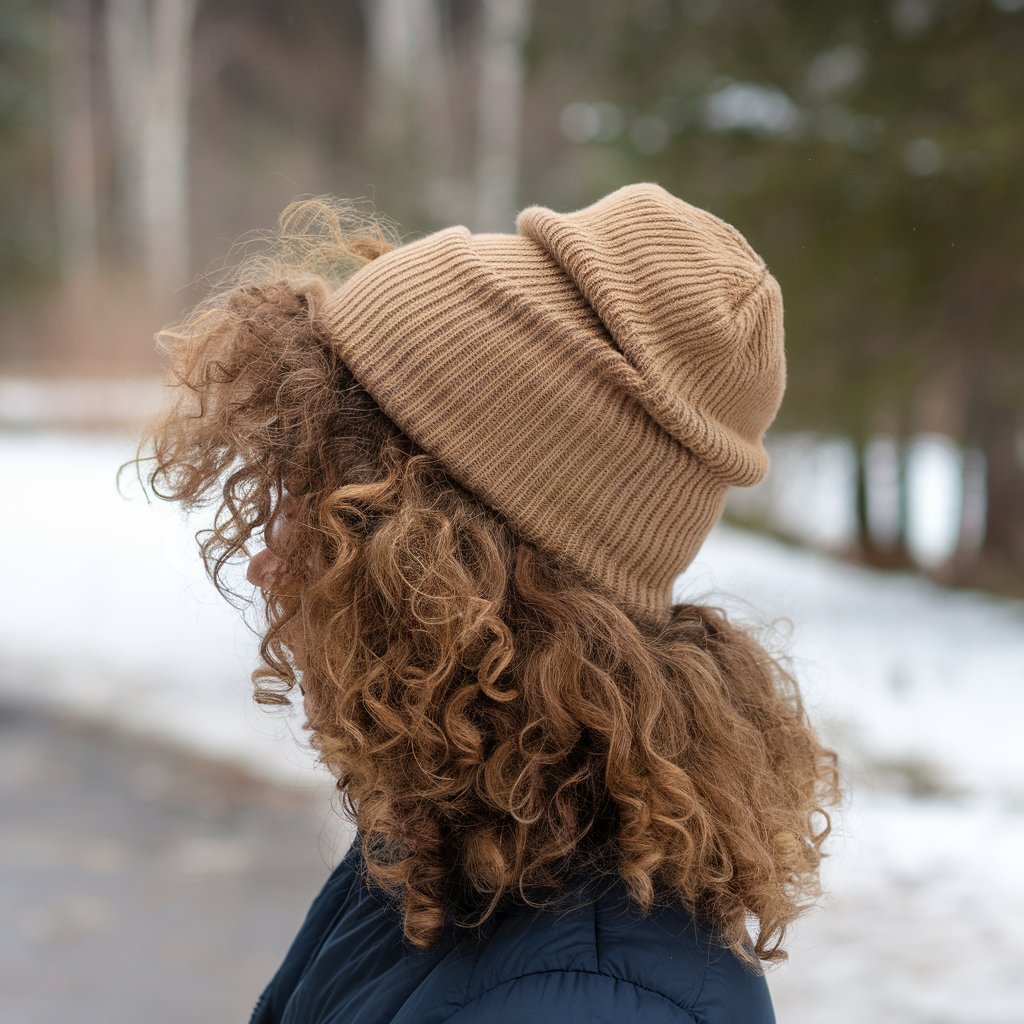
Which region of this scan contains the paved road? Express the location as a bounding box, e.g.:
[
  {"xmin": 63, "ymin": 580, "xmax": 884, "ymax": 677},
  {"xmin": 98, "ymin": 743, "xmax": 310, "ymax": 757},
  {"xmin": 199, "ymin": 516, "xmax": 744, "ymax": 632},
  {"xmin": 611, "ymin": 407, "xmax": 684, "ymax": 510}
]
[{"xmin": 0, "ymin": 701, "xmax": 350, "ymax": 1023}]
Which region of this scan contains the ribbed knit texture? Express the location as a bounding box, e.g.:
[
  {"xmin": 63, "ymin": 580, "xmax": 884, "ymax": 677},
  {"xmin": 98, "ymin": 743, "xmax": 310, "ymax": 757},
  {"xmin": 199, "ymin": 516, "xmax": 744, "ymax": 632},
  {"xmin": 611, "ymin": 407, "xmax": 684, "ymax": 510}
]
[{"xmin": 321, "ymin": 182, "xmax": 786, "ymax": 625}]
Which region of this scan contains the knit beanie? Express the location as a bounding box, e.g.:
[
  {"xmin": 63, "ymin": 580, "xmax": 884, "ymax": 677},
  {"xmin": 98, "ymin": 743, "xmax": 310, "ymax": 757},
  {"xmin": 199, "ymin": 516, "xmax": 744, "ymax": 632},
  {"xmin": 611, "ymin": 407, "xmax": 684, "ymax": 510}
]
[{"xmin": 321, "ymin": 182, "xmax": 785, "ymax": 626}]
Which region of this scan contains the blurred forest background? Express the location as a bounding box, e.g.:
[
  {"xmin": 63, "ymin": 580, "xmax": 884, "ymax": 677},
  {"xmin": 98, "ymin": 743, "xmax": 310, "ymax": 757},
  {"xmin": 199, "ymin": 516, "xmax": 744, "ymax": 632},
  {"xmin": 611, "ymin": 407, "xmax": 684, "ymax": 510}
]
[
  {"xmin": 2, "ymin": 0, "xmax": 1022, "ymax": 597},
  {"xmin": 3, "ymin": 3, "xmax": 1024, "ymax": 1021}
]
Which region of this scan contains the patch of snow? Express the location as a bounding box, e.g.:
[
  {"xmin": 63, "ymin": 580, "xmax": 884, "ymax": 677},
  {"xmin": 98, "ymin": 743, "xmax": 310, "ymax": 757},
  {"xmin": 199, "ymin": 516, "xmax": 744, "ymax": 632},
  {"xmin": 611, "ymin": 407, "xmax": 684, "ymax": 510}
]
[
  {"xmin": 0, "ymin": 429, "xmax": 317, "ymax": 785},
  {"xmin": 2, "ymin": 427, "xmax": 1022, "ymax": 1021}
]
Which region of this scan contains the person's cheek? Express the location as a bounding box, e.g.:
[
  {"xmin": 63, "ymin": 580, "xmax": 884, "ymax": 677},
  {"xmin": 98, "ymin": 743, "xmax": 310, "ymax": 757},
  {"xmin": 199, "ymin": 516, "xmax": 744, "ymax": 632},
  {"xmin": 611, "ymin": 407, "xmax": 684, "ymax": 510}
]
[
  {"xmin": 246, "ymin": 549, "xmax": 268, "ymax": 588},
  {"xmin": 247, "ymin": 548, "xmax": 284, "ymax": 589}
]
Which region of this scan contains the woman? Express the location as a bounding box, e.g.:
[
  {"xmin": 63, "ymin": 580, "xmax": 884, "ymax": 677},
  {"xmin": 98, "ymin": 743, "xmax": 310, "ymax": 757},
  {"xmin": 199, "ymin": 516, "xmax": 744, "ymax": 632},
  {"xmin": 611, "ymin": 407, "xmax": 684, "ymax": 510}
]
[{"xmin": 135, "ymin": 182, "xmax": 840, "ymax": 1023}]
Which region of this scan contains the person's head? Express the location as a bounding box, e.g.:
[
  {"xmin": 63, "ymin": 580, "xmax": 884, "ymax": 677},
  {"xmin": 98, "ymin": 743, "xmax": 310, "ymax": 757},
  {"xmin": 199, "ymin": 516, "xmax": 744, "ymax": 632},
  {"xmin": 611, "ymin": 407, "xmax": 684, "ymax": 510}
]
[{"xmin": 130, "ymin": 186, "xmax": 840, "ymax": 966}]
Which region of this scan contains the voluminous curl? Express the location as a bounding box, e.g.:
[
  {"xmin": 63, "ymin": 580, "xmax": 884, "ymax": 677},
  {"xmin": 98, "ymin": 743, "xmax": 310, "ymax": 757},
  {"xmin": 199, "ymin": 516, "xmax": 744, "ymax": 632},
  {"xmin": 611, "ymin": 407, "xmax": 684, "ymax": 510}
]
[{"xmin": 128, "ymin": 196, "xmax": 841, "ymax": 967}]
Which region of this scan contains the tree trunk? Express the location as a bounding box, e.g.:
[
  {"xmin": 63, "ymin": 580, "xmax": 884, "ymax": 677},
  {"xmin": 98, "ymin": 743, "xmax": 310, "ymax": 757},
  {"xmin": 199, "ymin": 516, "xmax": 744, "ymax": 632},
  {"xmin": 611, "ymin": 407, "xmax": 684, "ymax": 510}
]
[
  {"xmin": 889, "ymin": 411, "xmax": 913, "ymax": 567},
  {"xmin": 957, "ymin": 444, "xmax": 987, "ymax": 558},
  {"xmin": 978, "ymin": 402, "xmax": 1024, "ymax": 575},
  {"xmin": 51, "ymin": 0, "xmax": 99, "ymax": 300},
  {"xmin": 474, "ymin": 0, "xmax": 531, "ymax": 231},
  {"xmin": 104, "ymin": 0, "xmax": 198, "ymax": 301},
  {"xmin": 362, "ymin": 0, "xmax": 454, "ymax": 217},
  {"xmin": 949, "ymin": 324, "xmax": 1024, "ymax": 591},
  {"xmin": 853, "ymin": 435, "xmax": 881, "ymax": 564},
  {"xmin": 141, "ymin": 0, "xmax": 198, "ymax": 300},
  {"xmin": 104, "ymin": 0, "xmax": 147, "ymax": 260},
  {"xmin": 951, "ymin": 348, "xmax": 987, "ymax": 576},
  {"xmin": 362, "ymin": 0, "xmax": 418, "ymax": 156}
]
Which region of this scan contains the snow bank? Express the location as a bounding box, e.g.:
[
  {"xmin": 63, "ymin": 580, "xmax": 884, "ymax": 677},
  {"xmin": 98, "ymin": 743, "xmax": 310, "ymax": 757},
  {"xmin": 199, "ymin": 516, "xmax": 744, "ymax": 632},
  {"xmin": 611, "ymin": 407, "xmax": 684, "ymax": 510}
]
[{"xmin": 1, "ymin": 428, "xmax": 1021, "ymax": 1022}]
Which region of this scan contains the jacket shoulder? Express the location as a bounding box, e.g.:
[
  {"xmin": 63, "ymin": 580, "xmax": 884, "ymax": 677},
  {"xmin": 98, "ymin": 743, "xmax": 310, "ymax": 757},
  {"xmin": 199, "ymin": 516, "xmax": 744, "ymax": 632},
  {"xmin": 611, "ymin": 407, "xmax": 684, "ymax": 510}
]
[
  {"xmin": 393, "ymin": 881, "xmax": 774, "ymax": 1024},
  {"xmin": 438, "ymin": 968, "xmax": 698, "ymax": 1023}
]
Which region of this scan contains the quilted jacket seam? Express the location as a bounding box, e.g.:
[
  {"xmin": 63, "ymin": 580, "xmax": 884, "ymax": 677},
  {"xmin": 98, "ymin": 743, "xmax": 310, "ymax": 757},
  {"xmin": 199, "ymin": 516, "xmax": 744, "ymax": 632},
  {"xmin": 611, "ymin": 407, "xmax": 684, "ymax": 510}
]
[
  {"xmin": 691, "ymin": 935, "xmax": 713, "ymax": 1015},
  {"xmin": 440, "ymin": 968, "xmax": 698, "ymax": 1023}
]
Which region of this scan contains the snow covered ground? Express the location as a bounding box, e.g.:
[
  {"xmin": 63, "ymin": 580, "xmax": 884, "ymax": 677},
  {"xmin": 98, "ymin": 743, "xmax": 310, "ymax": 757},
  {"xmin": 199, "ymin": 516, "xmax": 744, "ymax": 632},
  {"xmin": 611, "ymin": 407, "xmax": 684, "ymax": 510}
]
[{"xmin": 2, "ymin": 428, "xmax": 1022, "ymax": 1022}]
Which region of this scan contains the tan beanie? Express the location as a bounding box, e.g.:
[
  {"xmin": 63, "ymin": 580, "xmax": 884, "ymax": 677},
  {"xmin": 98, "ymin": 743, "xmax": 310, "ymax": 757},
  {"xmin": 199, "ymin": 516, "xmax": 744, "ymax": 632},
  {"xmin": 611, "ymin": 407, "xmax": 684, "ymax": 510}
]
[{"xmin": 321, "ymin": 182, "xmax": 785, "ymax": 626}]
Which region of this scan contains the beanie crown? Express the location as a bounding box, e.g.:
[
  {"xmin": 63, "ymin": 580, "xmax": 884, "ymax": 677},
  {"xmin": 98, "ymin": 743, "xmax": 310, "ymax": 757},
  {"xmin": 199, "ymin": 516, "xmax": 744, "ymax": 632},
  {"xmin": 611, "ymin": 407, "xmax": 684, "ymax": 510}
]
[
  {"xmin": 515, "ymin": 183, "xmax": 785, "ymax": 487},
  {"xmin": 321, "ymin": 182, "xmax": 786, "ymax": 624}
]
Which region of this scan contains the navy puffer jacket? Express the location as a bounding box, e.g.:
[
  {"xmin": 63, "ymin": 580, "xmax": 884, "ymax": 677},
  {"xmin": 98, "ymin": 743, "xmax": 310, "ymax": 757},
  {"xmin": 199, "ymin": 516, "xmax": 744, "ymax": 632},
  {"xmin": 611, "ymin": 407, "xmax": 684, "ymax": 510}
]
[{"xmin": 250, "ymin": 835, "xmax": 775, "ymax": 1023}]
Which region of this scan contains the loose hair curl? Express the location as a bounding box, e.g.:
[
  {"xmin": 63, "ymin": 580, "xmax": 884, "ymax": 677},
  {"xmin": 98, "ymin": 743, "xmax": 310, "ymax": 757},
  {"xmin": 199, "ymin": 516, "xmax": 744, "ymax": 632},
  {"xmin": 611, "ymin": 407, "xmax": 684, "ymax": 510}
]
[{"xmin": 128, "ymin": 196, "xmax": 841, "ymax": 967}]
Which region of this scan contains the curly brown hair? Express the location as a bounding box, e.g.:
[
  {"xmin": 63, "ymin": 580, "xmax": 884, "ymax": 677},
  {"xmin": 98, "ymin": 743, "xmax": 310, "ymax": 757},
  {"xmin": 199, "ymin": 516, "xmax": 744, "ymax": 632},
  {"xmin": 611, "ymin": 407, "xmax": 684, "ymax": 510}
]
[{"xmin": 127, "ymin": 197, "xmax": 841, "ymax": 967}]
